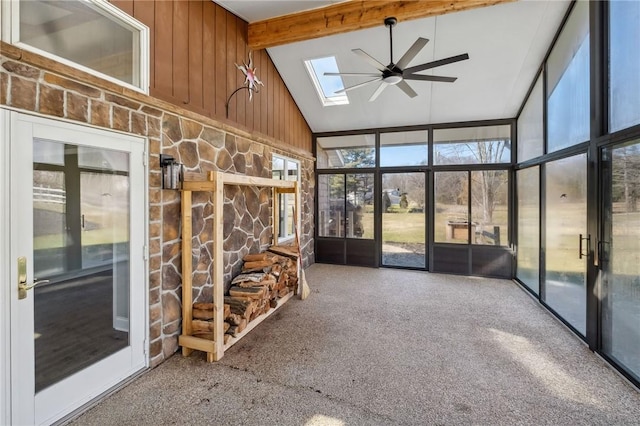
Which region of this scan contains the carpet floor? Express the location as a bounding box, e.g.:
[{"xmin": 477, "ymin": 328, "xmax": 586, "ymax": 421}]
[{"xmin": 72, "ymin": 264, "xmax": 640, "ymax": 425}]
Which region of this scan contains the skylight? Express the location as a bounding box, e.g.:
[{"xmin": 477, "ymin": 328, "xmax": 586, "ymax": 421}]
[{"xmin": 304, "ymin": 56, "xmax": 349, "ymax": 106}]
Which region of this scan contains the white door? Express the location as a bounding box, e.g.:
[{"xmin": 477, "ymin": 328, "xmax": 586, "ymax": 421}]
[{"xmin": 7, "ymin": 112, "xmax": 147, "ymax": 425}]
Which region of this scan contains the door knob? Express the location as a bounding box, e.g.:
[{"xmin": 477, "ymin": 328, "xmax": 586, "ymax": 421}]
[{"xmin": 17, "ymin": 256, "xmax": 49, "ymax": 300}]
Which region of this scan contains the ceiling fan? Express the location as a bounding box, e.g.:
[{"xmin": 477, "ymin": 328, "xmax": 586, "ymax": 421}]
[{"xmin": 325, "ymin": 17, "xmax": 469, "ymax": 101}]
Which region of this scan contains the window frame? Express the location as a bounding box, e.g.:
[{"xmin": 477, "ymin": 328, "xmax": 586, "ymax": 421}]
[
  {"xmin": 272, "ymin": 154, "xmax": 300, "ymax": 243},
  {"xmin": 1, "ymin": 0, "xmax": 149, "ymax": 94}
]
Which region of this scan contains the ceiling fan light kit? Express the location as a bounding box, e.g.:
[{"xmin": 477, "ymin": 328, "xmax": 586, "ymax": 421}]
[{"xmin": 326, "ymin": 17, "xmax": 470, "ymax": 101}]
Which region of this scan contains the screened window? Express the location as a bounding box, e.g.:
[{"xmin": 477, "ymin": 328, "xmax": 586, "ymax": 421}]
[
  {"xmin": 471, "ymin": 170, "xmax": 508, "ymax": 246},
  {"xmin": 609, "ymin": 0, "xmax": 640, "ymax": 132},
  {"xmin": 518, "ymin": 75, "xmax": 544, "ymax": 162},
  {"xmin": 272, "ymin": 155, "xmax": 299, "ymax": 241},
  {"xmin": 547, "ymin": 0, "xmax": 589, "ymax": 152},
  {"xmin": 434, "ymin": 125, "xmax": 511, "ymax": 165},
  {"xmin": 380, "ymin": 130, "xmax": 428, "ymax": 167},
  {"xmin": 316, "ymin": 134, "xmax": 375, "ymax": 169},
  {"xmin": 434, "ymin": 171, "xmax": 469, "ymax": 244},
  {"xmin": 10, "ymin": 0, "xmax": 148, "ymax": 91}
]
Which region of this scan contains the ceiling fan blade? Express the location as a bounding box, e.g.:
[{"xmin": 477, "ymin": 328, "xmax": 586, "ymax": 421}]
[
  {"xmin": 403, "ymin": 53, "xmax": 470, "ymax": 75},
  {"xmin": 396, "ymin": 37, "xmax": 429, "ymax": 70},
  {"xmin": 324, "ymin": 72, "xmax": 381, "ymax": 77},
  {"xmin": 404, "ymin": 74, "xmax": 458, "ymax": 83},
  {"xmin": 368, "ymin": 82, "xmax": 389, "ymax": 102},
  {"xmin": 396, "ymin": 80, "xmax": 418, "ymax": 98},
  {"xmin": 335, "ymin": 77, "xmax": 382, "ymax": 94},
  {"xmin": 352, "ymin": 48, "xmax": 390, "ymax": 72}
]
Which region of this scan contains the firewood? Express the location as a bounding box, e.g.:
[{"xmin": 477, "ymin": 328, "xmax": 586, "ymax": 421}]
[
  {"xmin": 226, "ymin": 321, "xmax": 246, "ymax": 336},
  {"xmin": 259, "ymin": 275, "xmax": 277, "ymax": 289},
  {"xmin": 278, "ymin": 287, "xmax": 290, "ymax": 298},
  {"xmin": 232, "ymin": 272, "xmax": 267, "ymax": 284},
  {"xmin": 229, "ymin": 285, "xmax": 267, "ymax": 300},
  {"xmin": 226, "ymin": 313, "xmax": 244, "ymax": 326},
  {"xmin": 193, "ymin": 309, "xmax": 214, "ymax": 320},
  {"xmin": 193, "ymin": 302, "xmax": 214, "ymax": 311},
  {"xmin": 269, "ymin": 299, "xmax": 278, "ymax": 309},
  {"xmin": 277, "ymin": 272, "xmax": 288, "ymax": 290},
  {"xmin": 288, "ymin": 276, "xmax": 298, "ymax": 288},
  {"xmin": 268, "ymin": 245, "xmax": 299, "ymax": 260},
  {"xmin": 192, "ymin": 319, "xmax": 215, "ymax": 332},
  {"xmin": 242, "ymin": 260, "xmax": 274, "ymax": 271},
  {"xmin": 237, "ymin": 280, "xmax": 269, "ymax": 288},
  {"xmin": 236, "ymin": 318, "xmax": 248, "ymax": 334},
  {"xmin": 224, "ymin": 296, "xmax": 255, "ymax": 317},
  {"xmin": 271, "ymin": 264, "xmax": 282, "ymax": 277},
  {"xmin": 224, "ymin": 334, "xmax": 231, "ymax": 345},
  {"xmin": 224, "ymin": 304, "xmax": 231, "ymax": 319},
  {"xmin": 192, "ymin": 323, "xmax": 229, "ymax": 340},
  {"xmin": 243, "ymin": 253, "xmax": 268, "ymax": 262}
]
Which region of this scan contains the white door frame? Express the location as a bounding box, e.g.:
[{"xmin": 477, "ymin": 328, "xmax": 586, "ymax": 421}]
[
  {"xmin": 1, "ymin": 108, "xmax": 12, "ymax": 426},
  {"xmin": 2, "ymin": 109, "xmax": 149, "ymax": 425}
]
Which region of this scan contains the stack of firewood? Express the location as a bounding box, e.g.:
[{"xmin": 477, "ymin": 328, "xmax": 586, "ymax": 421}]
[{"xmin": 191, "ymin": 246, "xmax": 299, "ymax": 343}]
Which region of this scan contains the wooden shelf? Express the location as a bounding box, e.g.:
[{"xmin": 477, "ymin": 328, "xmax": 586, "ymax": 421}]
[{"xmin": 178, "ymin": 171, "xmax": 300, "ymax": 362}]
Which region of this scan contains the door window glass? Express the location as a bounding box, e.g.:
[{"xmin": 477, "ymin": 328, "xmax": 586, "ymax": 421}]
[
  {"xmin": 33, "ymin": 140, "xmax": 131, "ymax": 392},
  {"xmin": 382, "ymin": 172, "xmax": 426, "ymax": 267},
  {"xmin": 544, "ymin": 154, "xmax": 587, "ymax": 335}
]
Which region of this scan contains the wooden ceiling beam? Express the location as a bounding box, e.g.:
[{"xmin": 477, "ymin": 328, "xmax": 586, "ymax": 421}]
[{"xmin": 247, "ymin": 0, "xmax": 514, "ymax": 50}]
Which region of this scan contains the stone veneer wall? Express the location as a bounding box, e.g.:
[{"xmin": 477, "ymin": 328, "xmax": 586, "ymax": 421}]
[{"xmin": 1, "ymin": 54, "xmax": 315, "ymax": 367}]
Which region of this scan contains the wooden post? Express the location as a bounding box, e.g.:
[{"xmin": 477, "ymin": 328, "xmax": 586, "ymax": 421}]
[
  {"xmin": 181, "ymin": 190, "xmax": 193, "ymax": 357},
  {"xmin": 272, "ymin": 187, "xmax": 279, "ymax": 246},
  {"xmin": 212, "ymin": 171, "xmax": 224, "ymax": 361}
]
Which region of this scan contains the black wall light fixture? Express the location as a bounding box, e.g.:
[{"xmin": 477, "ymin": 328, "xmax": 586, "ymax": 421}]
[{"xmin": 160, "ymin": 154, "xmax": 183, "ymax": 189}]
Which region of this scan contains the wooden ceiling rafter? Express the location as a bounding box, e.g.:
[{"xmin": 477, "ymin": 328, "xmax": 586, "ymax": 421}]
[{"xmin": 247, "ymin": 0, "xmax": 515, "ymax": 50}]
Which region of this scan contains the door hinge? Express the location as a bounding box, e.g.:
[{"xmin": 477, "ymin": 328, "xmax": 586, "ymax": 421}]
[
  {"xmin": 143, "ymin": 152, "xmax": 148, "ymax": 167},
  {"xmin": 143, "ymin": 245, "xmax": 149, "ymax": 261},
  {"xmin": 143, "ymin": 339, "xmax": 148, "ymax": 356}
]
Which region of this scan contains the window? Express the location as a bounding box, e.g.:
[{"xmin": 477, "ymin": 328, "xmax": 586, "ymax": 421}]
[
  {"xmin": 4, "ymin": 0, "xmax": 149, "ymax": 92},
  {"xmin": 609, "ymin": 0, "xmax": 640, "ymax": 132},
  {"xmin": 304, "ymin": 56, "xmax": 349, "ymax": 106},
  {"xmin": 380, "ymin": 130, "xmax": 428, "ymax": 167},
  {"xmin": 316, "ymin": 134, "xmax": 376, "ymax": 169},
  {"xmin": 434, "ymin": 125, "xmax": 511, "ymax": 165},
  {"xmin": 272, "ymin": 155, "xmax": 299, "ymax": 242},
  {"xmin": 518, "ymin": 75, "xmax": 544, "ymax": 162},
  {"xmin": 516, "ymin": 166, "xmax": 540, "ymax": 294},
  {"xmin": 546, "ymin": 0, "xmax": 589, "ymax": 152}
]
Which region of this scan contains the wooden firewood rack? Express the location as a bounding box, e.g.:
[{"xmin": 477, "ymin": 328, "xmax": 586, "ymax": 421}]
[{"xmin": 178, "ymin": 171, "xmax": 299, "ymax": 362}]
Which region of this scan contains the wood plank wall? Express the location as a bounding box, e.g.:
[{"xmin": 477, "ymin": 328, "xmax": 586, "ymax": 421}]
[{"xmin": 109, "ymin": 0, "xmax": 312, "ymax": 153}]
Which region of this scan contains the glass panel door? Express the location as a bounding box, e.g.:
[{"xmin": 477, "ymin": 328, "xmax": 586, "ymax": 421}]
[
  {"xmin": 601, "ymin": 141, "xmax": 640, "ymax": 382},
  {"xmin": 544, "ymin": 154, "xmax": 587, "ymax": 335},
  {"xmin": 381, "ymin": 172, "xmax": 426, "ymax": 268},
  {"xmin": 10, "ymin": 113, "xmax": 146, "ymax": 425}
]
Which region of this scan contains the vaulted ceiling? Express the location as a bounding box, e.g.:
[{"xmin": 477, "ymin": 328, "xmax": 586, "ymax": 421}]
[{"xmin": 216, "ymin": 1, "xmax": 571, "ymax": 133}]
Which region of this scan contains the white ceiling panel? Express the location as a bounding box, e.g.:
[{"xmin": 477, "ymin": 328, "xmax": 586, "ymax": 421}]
[{"xmin": 216, "ymin": 0, "xmax": 571, "ymax": 133}]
